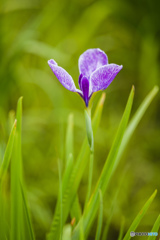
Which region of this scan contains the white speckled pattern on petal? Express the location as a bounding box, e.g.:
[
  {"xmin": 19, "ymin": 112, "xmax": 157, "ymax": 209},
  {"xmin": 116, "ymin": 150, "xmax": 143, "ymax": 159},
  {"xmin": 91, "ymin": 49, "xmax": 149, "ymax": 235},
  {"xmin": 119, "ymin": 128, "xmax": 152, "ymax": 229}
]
[
  {"xmin": 90, "ymin": 64, "xmax": 123, "ymax": 92},
  {"xmin": 78, "ymin": 48, "xmax": 108, "ymax": 79},
  {"xmin": 48, "ymin": 49, "xmax": 123, "ymax": 107},
  {"xmin": 48, "ymin": 59, "xmax": 77, "ymax": 92}
]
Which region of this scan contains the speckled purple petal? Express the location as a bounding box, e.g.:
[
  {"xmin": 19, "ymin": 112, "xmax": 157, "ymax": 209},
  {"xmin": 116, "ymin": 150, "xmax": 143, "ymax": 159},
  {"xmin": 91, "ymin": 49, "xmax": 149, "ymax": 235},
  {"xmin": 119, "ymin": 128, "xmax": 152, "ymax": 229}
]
[
  {"xmin": 90, "ymin": 64, "xmax": 123, "ymax": 92},
  {"xmin": 48, "ymin": 59, "xmax": 77, "ymax": 92},
  {"xmin": 78, "ymin": 48, "xmax": 108, "ymax": 79}
]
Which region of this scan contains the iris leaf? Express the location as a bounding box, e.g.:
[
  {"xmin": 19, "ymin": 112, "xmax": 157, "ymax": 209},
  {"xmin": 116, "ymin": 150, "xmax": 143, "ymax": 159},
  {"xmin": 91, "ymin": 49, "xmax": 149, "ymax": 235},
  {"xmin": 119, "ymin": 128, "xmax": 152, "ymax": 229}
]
[
  {"xmin": 116, "ymin": 85, "xmax": 159, "ymax": 169},
  {"xmin": 0, "ymin": 119, "xmax": 17, "ymax": 181},
  {"xmin": 123, "ymin": 190, "xmax": 157, "ymax": 240},
  {"xmin": 72, "ymin": 86, "xmax": 134, "ymax": 239},
  {"xmin": 147, "ymin": 214, "xmax": 160, "ymax": 240},
  {"xmin": 11, "ymin": 97, "xmax": 35, "ymax": 240},
  {"xmin": 72, "ymin": 85, "xmax": 159, "ymax": 239},
  {"xmin": 0, "ymin": 119, "xmax": 17, "ymax": 240},
  {"xmin": 11, "ymin": 97, "xmax": 23, "ymax": 240},
  {"xmin": 65, "ymin": 114, "xmax": 74, "ymax": 167},
  {"xmin": 95, "ymin": 190, "xmax": 103, "ymax": 240}
]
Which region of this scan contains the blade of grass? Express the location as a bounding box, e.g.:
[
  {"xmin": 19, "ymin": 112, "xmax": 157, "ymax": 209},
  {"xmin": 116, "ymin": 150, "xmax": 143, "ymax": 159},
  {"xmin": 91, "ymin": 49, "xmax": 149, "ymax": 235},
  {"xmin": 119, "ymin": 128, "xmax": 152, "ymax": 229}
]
[
  {"xmin": 123, "ymin": 190, "xmax": 157, "ymax": 240},
  {"xmin": 115, "ymin": 85, "xmax": 159, "ymax": 170},
  {"xmin": 70, "ymin": 195, "xmax": 82, "ymax": 224},
  {"xmin": 47, "ymin": 93, "xmax": 106, "ymax": 240},
  {"xmin": 62, "ymin": 224, "xmax": 72, "ymax": 240},
  {"xmin": 65, "ymin": 114, "xmax": 74, "ymax": 167},
  {"xmin": 95, "ymin": 190, "xmax": 103, "ymax": 240},
  {"xmin": 0, "ymin": 120, "xmax": 17, "ymax": 181},
  {"xmin": 118, "ymin": 217, "xmax": 125, "ymax": 240},
  {"xmin": 147, "ymin": 214, "xmax": 160, "ymax": 240},
  {"xmin": 72, "ymin": 86, "xmax": 134, "ymax": 239},
  {"xmin": 46, "ymin": 153, "xmax": 73, "ymax": 239},
  {"xmin": 11, "ymin": 97, "xmax": 35, "ymax": 240},
  {"xmin": 65, "ymin": 114, "xmax": 82, "ymax": 222},
  {"xmin": 0, "ymin": 119, "xmax": 17, "ymax": 240},
  {"xmin": 11, "ymin": 97, "xmax": 23, "ymax": 240},
  {"xmin": 0, "ymin": 190, "xmax": 5, "ymax": 240},
  {"xmin": 80, "ymin": 217, "xmax": 84, "ymax": 240},
  {"xmin": 58, "ymin": 159, "xmax": 63, "ymax": 240},
  {"xmin": 102, "ymin": 172, "xmax": 126, "ymax": 240},
  {"xmin": 20, "ymin": 183, "xmax": 35, "ymax": 240}
]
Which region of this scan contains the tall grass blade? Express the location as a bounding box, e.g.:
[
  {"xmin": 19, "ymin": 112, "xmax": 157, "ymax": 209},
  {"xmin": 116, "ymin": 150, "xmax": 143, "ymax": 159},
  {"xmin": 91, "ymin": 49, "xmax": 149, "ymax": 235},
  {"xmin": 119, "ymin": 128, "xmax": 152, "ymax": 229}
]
[
  {"xmin": 80, "ymin": 217, "xmax": 84, "ymax": 240},
  {"xmin": 72, "ymin": 86, "xmax": 134, "ymax": 239},
  {"xmin": 11, "ymin": 97, "xmax": 23, "ymax": 240},
  {"xmin": 47, "ymin": 93, "xmax": 106, "ymax": 240},
  {"xmin": 116, "ymin": 85, "xmax": 159, "ymax": 169},
  {"xmin": 47, "ymin": 153, "xmax": 73, "ymax": 239},
  {"xmin": 118, "ymin": 218, "xmax": 125, "ymax": 240},
  {"xmin": 62, "ymin": 224, "xmax": 72, "ymax": 240},
  {"xmin": 65, "ymin": 114, "xmax": 74, "ymax": 167},
  {"xmin": 11, "ymin": 97, "xmax": 35, "ymax": 240},
  {"xmin": 123, "ymin": 190, "xmax": 157, "ymax": 240},
  {"xmin": 102, "ymin": 173, "xmax": 125, "ymax": 240},
  {"xmin": 65, "ymin": 114, "xmax": 82, "ymax": 223},
  {"xmin": 20, "ymin": 183, "xmax": 35, "ymax": 240},
  {"xmin": 0, "ymin": 120, "xmax": 17, "ymax": 180},
  {"xmin": 70, "ymin": 195, "xmax": 82, "ymax": 224},
  {"xmin": 0, "ymin": 119, "xmax": 17, "ymax": 240},
  {"xmin": 0, "ymin": 190, "xmax": 5, "ymax": 240},
  {"xmin": 95, "ymin": 190, "xmax": 103, "ymax": 240},
  {"xmin": 147, "ymin": 214, "xmax": 160, "ymax": 240},
  {"xmin": 58, "ymin": 159, "xmax": 63, "ymax": 240}
]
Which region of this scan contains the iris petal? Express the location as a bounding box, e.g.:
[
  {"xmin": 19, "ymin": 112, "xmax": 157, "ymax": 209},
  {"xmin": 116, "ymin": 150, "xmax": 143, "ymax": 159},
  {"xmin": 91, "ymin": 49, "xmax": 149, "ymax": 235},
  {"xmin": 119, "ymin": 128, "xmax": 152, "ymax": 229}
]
[
  {"xmin": 81, "ymin": 77, "xmax": 89, "ymax": 107},
  {"xmin": 78, "ymin": 48, "xmax": 108, "ymax": 79},
  {"xmin": 48, "ymin": 59, "xmax": 77, "ymax": 92},
  {"xmin": 90, "ymin": 64, "xmax": 123, "ymax": 92}
]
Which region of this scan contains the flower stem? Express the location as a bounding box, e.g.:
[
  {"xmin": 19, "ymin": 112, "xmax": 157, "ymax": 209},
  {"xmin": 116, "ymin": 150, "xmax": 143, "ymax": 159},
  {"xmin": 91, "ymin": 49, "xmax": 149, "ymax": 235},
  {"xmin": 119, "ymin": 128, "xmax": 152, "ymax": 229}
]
[
  {"xmin": 84, "ymin": 149, "xmax": 94, "ymax": 209},
  {"xmin": 84, "ymin": 107, "xmax": 94, "ymax": 209}
]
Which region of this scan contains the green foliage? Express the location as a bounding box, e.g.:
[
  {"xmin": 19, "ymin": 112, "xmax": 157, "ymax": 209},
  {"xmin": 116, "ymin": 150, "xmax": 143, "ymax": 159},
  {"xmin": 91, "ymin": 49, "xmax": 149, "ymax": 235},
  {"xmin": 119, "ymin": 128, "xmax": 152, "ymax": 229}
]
[
  {"xmin": 0, "ymin": 98, "xmax": 35, "ymax": 240},
  {"xmin": 0, "ymin": 119, "xmax": 16, "ymax": 181},
  {"xmin": 72, "ymin": 86, "xmax": 134, "ymax": 239},
  {"xmin": 47, "ymin": 93, "xmax": 106, "ymax": 240},
  {"xmin": 147, "ymin": 214, "xmax": 160, "ymax": 240},
  {"xmin": 123, "ymin": 190, "xmax": 157, "ymax": 240},
  {"xmin": 0, "ymin": 86, "xmax": 159, "ymax": 240},
  {"xmin": 95, "ymin": 190, "xmax": 103, "ymax": 240},
  {"xmin": 11, "ymin": 97, "xmax": 23, "ymax": 240}
]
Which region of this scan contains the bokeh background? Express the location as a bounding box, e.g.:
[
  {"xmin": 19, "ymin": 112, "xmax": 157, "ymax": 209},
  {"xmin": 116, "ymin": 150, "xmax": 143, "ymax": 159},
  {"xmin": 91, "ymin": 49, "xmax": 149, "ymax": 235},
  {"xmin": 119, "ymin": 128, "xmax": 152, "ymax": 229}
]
[{"xmin": 0, "ymin": 0, "xmax": 160, "ymax": 239}]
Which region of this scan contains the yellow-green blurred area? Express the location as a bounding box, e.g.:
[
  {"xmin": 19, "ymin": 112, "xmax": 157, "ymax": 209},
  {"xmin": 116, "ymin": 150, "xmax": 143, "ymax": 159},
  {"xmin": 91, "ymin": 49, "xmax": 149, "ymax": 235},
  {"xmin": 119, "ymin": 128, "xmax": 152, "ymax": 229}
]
[{"xmin": 0, "ymin": 0, "xmax": 160, "ymax": 239}]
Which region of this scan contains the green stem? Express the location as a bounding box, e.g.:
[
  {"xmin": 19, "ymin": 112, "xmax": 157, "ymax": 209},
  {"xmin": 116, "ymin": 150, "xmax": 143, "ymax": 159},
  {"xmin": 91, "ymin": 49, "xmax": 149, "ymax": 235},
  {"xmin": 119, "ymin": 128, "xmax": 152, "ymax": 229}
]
[
  {"xmin": 84, "ymin": 107, "xmax": 95, "ymax": 210},
  {"xmin": 58, "ymin": 159, "xmax": 62, "ymax": 240},
  {"xmin": 84, "ymin": 148, "xmax": 94, "ymax": 209}
]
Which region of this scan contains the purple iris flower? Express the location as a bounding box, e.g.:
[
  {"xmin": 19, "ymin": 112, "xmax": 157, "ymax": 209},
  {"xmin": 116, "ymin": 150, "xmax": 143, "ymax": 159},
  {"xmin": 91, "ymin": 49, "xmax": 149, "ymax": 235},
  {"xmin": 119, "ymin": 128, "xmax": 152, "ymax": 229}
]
[{"xmin": 48, "ymin": 48, "xmax": 123, "ymax": 107}]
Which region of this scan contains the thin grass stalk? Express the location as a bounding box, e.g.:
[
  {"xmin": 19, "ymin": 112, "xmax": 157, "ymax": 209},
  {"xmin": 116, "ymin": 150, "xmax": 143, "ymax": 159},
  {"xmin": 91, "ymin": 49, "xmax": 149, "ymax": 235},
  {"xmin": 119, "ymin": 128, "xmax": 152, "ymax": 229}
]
[
  {"xmin": 123, "ymin": 190, "xmax": 157, "ymax": 240},
  {"xmin": 118, "ymin": 218, "xmax": 125, "ymax": 240},
  {"xmin": 58, "ymin": 159, "xmax": 63, "ymax": 240},
  {"xmin": 147, "ymin": 214, "xmax": 160, "ymax": 240},
  {"xmin": 95, "ymin": 190, "xmax": 103, "ymax": 240}
]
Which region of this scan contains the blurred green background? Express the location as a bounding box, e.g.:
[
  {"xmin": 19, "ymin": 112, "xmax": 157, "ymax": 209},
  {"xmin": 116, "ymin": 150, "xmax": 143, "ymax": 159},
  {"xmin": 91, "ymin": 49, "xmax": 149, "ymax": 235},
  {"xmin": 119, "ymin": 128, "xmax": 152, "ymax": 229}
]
[{"xmin": 0, "ymin": 0, "xmax": 160, "ymax": 239}]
